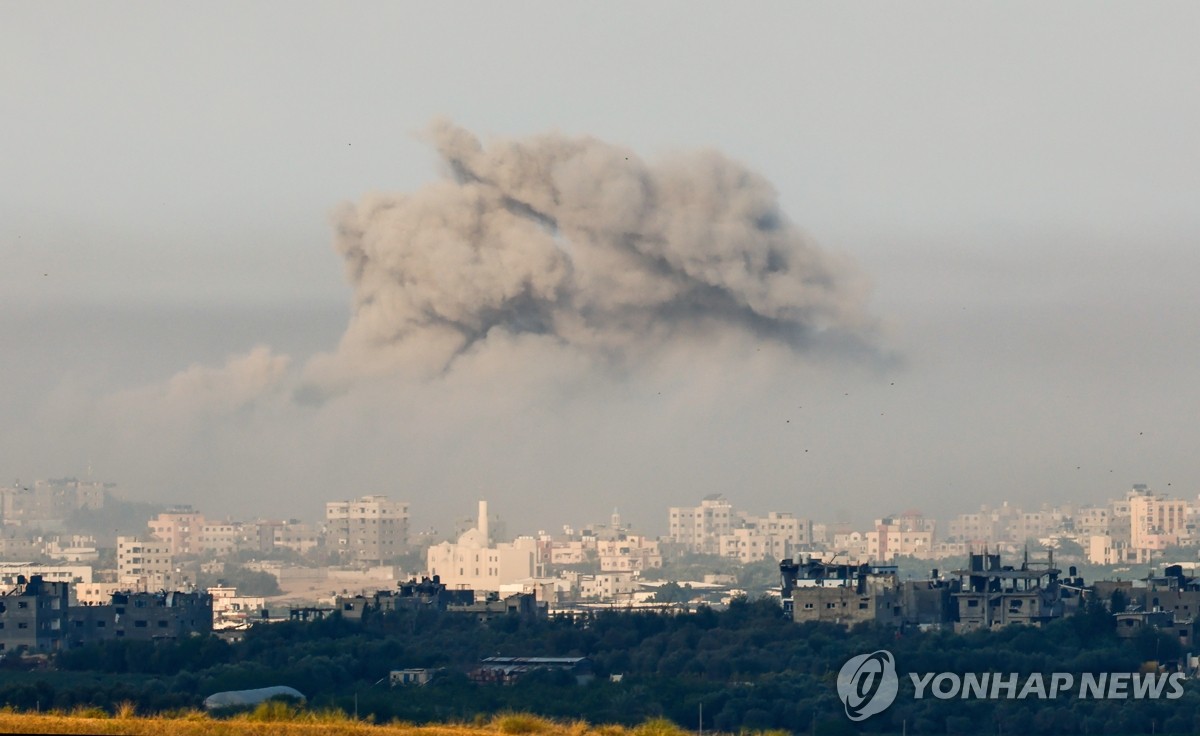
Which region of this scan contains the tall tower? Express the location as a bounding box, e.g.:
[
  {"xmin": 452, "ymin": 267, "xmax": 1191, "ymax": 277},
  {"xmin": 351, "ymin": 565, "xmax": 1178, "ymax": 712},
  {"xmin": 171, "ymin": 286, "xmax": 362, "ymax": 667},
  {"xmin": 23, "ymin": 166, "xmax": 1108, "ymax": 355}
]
[{"xmin": 478, "ymin": 500, "xmax": 489, "ymax": 544}]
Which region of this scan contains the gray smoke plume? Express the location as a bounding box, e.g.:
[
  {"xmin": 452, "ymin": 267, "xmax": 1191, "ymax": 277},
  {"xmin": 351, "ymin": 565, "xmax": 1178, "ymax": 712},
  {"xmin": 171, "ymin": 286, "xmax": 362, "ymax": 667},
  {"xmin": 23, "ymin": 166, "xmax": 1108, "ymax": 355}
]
[{"xmin": 307, "ymin": 120, "xmax": 875, "ymax": 386}]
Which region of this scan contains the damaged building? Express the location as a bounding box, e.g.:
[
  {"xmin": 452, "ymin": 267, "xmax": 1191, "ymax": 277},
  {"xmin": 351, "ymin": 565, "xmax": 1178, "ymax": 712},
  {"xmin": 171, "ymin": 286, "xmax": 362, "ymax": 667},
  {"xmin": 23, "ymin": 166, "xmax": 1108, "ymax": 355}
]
[
  {"xmin": 0, "ymin": 576, "xmax": 212, "ymax": 654},
  {"xmin": 1111, "ymin": 564, "xmax": 1200, "ymax": 652},
  {"xmin": 780, "ymin": 555, "xmax": 952, "ymax": 629},
  {"xmin": 336, "ymin": 575, "xmax": 475, "ymax": 619},
  {"xmin": 951, "ymin": 550, "xmax": 1083, "ymax": 632},
  {"xmin": 335, "ymin": 575, "xmax": 543, "ymax": 622},
  {"xmin": 780, "ymin": 551, "xmax": 1076, "ymax": 631}
]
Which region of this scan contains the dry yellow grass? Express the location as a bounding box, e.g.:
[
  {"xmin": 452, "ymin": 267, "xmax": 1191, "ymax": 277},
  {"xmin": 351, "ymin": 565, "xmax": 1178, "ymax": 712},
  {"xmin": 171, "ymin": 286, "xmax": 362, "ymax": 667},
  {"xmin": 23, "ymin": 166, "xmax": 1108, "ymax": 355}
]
[{"xmin": 0, "ymin": 710, "xmax": 647, "ymax": 736}]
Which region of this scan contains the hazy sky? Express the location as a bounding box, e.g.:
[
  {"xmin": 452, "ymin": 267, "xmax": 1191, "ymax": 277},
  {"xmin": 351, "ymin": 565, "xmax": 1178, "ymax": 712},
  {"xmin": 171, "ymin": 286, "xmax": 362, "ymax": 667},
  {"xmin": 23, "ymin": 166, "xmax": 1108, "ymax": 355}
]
[{"xmin": 3, "ymin": 3, "xmax": 1199, "ymax": 536}]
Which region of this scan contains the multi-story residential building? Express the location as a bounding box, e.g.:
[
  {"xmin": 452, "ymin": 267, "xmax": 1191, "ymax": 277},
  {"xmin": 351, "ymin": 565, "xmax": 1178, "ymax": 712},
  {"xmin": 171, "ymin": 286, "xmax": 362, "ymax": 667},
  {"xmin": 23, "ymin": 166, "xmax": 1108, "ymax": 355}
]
[
  {"xmin": 720, "ymin": 527, "xmax": 780, "ymax": 563},
  {"xmin": 867, "ymin": 513, "xmax": 935, "ymax": 561},
  {"xmin": 952, "ymin": 551, "xmax": 1079, "ymax": 632},
  {"xmin": 147, "ymin": 506, "xmax": 205, "ymax": 557},
  {"xmin": 831, "ymin": 530, "xmax": 871, "ymax": 564},
  {"xmin": 945, "ymin": 503, "xmax": 1069, "ymax": 549},
  {"xmin": 1011, "ymin": 508, "xmax": 1069, "ymax": 543},
  {"xmin": 325, "ymin": 495, "xmax": 409, "ymax": 565},
  {"xmin": 116, "ymin": 536, "xmax": 178, "ymax": 591},
  {"xmin": 273, "ymin": 520, "xmax": 322, "ymax": 554},
  {"xmin": 1088, "ymin": 534, "xmax": 1140, "ymax": 566},
  {"xmin": 945, "ymin": 509, "xmax": 999, "ymax": 544},
  {"xmin": 235, "ymin": 521, "xmax": 280, "ymax": 554},
  {"xmin": 1075, "ymin": 506, "xmax": 1112, "ymax": 537},
  {"xmin": 197, "ymin": 520, "xmax": 242, "ymax": 557},
  {"xmin": 580, "ymin": 572, "xmax": 636, "ymax": 601},
  {"xmin": 0, "ymin": 479, "xmax": 106, "ymax": 528},
  {"xmin": 780, "ymin": 557, "xmax": 906, "ymax": 627},
  {"xmin": 0, "ymin": 580, "xmax": 211, "ymax": 652},
  {"xmin": 0, "ymin": 575, "xmax": 69, "ymax": 653},
  {"xmin": 1129, "ymin": 486, "xmax": 1189, "ymax": 552},
  {"xmin": 1087, "ymin": 486, "xmax": 1193, "ymax": 564},
  {"xmin": 597, "ymin": 535, "xmax": 662, "ymax": 572},
  {"xmin": 717, "ymin": 512, "xmax": 806, "ymax": 563},
  {"xmin": 67, "ymin": 590, "xmax": 212, "ymax": 643},
  {"xmin": 547, "ymin": 539, "xmax": 587, "ymax": 566},
  {"xmin": 668, "ymin": 494, "xmax": 735, "ymax": 554}
]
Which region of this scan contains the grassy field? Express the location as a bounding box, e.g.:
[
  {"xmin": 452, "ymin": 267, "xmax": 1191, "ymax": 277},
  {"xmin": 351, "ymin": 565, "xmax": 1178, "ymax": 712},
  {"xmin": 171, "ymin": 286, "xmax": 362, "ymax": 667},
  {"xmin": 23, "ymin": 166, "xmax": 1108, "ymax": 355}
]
[{"xmin": 0, "ymin": 706, "xmax": 726, "ymax": 736}]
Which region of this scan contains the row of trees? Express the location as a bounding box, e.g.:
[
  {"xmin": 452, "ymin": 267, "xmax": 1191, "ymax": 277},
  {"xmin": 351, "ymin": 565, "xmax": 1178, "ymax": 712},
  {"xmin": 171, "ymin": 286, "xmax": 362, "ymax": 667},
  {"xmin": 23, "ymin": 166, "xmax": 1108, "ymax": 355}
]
[{"xmin": 8, "ymin": 596, "xmax": 1190, "ymax": 734}]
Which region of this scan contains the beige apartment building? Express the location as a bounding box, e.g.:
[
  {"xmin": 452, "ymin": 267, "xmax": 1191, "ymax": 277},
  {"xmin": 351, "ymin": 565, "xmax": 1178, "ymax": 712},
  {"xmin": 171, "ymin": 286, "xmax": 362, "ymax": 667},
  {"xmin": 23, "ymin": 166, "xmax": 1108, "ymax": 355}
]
[
  {"xmin": 325, "ymin": 495, "xmax": 410, "ymax": 565},
  {"xmin": 148, "ymin": 506, "xmax": 205, "ymax": 557},
  {"xmin": 116, "ymin": 536, "xmax": 180, "ymax": 591},
  {"xmin": 667, "ymin": 495, "xmax": 735, "ymax": 554}
]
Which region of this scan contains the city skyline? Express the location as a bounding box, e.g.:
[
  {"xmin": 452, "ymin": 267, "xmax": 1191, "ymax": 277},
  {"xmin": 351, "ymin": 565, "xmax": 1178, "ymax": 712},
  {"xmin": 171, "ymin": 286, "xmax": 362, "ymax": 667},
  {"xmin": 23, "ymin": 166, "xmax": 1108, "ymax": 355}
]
[{"xmin": 5, "ymin": 474, "xmax": 1196, "ymax": 568}]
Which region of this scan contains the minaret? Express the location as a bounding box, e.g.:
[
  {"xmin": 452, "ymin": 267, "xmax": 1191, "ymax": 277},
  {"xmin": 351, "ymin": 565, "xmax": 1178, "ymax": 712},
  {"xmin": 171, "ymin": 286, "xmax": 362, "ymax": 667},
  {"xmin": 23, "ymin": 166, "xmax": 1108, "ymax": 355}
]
[
  {"xmin": 478, "ymin": 500, "xmax": 489, "ymax": 544},
  {"xmin": 611, "ymin": 508, "xmax": 621, "ymax": 530}
]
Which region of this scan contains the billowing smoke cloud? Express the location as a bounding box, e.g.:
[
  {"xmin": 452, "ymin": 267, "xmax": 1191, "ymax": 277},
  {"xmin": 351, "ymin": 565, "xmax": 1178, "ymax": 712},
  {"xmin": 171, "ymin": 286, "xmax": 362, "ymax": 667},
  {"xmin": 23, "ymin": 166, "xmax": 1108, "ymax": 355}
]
[
  {"xmin": 305, "ymin": 120, "xmax": 875, "ymax": 388},
  {"xmin": 60, "ymin": 122, "xmax": 886, "ymax": 521}
]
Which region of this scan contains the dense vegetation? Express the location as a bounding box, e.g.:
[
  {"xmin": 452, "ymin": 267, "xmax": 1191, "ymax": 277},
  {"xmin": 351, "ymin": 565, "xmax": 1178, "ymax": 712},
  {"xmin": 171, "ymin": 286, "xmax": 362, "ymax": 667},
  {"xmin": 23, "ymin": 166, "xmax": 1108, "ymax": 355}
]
[{"xmin": 3, "ymin": 597, "xmax": 1197, "ymax": 734}]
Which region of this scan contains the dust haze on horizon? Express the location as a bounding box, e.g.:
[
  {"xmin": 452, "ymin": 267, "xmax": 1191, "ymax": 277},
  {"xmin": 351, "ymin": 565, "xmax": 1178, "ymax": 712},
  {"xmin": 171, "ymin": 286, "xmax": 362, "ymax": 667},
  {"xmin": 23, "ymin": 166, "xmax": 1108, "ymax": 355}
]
[{"xmin": 2, "ymin": 3, "xmax": 1200, "ymax": 535}]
